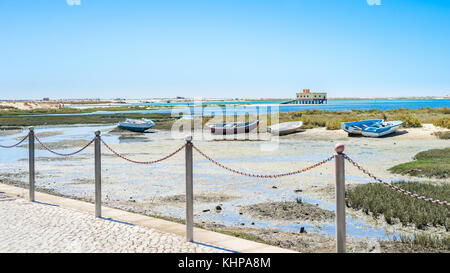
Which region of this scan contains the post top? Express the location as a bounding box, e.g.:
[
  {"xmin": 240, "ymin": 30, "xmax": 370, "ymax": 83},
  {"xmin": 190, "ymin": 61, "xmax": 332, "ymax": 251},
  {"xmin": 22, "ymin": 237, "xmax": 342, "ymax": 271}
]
[
  {"xmin": 185, "ymin": 135, "xmax": 193, "ymax": 142},
  {"xmin": 95, "ymin": 130, "xmax": 101, "ymax": 136},
  {"xmin": 29, "ymin": 126, "xmax": 34, "ymax": 131},
  {"xmin": 334, "ymin": 143, "xmax": 345, "ymax": 154}
]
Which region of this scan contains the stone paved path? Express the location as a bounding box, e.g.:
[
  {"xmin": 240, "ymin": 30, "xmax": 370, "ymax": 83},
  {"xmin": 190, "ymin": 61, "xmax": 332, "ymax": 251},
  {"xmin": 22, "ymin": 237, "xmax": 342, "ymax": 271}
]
[{"xmin": 0, "ymin": 195, "xmax": 226, "ymax": 253}]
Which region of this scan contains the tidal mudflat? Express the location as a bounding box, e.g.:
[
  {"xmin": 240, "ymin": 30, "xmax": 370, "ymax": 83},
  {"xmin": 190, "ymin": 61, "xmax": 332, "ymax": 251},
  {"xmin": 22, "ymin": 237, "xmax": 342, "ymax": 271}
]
[{"xmin": 0, "ymin": 124, "xmax": 448, "ymax": 252}]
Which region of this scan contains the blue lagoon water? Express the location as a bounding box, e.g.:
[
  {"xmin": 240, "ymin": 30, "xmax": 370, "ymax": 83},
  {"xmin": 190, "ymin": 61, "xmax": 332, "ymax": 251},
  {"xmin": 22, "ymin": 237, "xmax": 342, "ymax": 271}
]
[{"xmin": 21, "ymin": 99, "xmax": 450, "ymax": 117}]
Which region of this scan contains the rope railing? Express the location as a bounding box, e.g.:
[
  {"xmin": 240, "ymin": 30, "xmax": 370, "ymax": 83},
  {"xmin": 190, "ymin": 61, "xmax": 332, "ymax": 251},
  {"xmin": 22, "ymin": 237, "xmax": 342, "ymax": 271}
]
[
  {"xmin": 1, "ymin": 132, "xmax": 448, "ymax": 208},
  {"xmin": 0, "ymin": 134, "xmax": 28, "ymax": 148},
  {"xmin": 344, "ymin": 154, "xmax": 450, "ymax": 206},
  {"xmin": 100, "ymin": 138, "xmax": 185, "ymax": 164},
  {"xmin": 192, "ymin": 144, "xmax": 335, "ymax": 178},
  {"xmin": 34, "ymin": 134, "xmax": 95, "ymax": 156}
]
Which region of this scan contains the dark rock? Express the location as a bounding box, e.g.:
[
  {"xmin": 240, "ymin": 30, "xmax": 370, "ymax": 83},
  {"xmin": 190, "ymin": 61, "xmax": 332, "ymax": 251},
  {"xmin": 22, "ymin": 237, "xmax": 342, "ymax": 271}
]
[
  {"xmin": 215, "ymin": 205, "xmax": 222, "ymax": 211},
  {"xmin": 240, "ymin": 201, "xmax": 334, "ymax": 222}
]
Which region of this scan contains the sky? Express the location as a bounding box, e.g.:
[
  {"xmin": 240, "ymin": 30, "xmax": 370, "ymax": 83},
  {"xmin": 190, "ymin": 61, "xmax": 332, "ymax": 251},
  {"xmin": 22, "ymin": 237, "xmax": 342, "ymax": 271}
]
[{"xmin": 0, "ymin": 0, "xmax": 449, "ymax": 99}]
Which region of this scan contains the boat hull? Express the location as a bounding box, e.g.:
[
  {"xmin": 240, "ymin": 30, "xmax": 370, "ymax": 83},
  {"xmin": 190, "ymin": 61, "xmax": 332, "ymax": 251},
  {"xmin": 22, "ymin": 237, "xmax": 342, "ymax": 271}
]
[
  {"xmin": 268, "ymin": 121, "xmax": 303, "ymax": 135},
  {"xmin": 361, "ymin": 122, "xmax": 403, "ymax": 137},
  {"xmin": 341, "ymin": 119, "xmax": 383, "ymax": 135},
  {"xmin": 118, "ymin": 124, "xmax": 152, "ymax": 132},
  {"xmin": 210, "ymin": 121, "xmax": 259, "ymax": 135},
  {"xmin": 118, "ymin": 119, "xmax": 155, "ymax": 132}
]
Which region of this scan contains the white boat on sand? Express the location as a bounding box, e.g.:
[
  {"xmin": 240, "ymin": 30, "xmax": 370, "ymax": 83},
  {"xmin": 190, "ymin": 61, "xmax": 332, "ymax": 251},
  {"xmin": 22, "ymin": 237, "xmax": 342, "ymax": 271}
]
[
  {"xmin": 268, "ymin": 121, "xmax": 303, "ymax": 135},
  {"xmin": 118, "ymin": 118, "xmax": 155, "ymax": 132},
  {"xmin": 341, "ymin": 119, "xmax": 403, "ymax": 137},
  {"xmin": 207, "ymin": 120, "xmax": 259, "ymax": 135}
]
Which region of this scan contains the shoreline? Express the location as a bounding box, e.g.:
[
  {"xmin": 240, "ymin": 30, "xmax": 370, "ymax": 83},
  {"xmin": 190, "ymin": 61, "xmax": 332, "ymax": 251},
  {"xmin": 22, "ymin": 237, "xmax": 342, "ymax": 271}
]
[
  {"xmin": 1, "ymin": 98, "xmax": 449, "ymax": 112},
  {"xmin": 1, "ymin": 107, "xmax": 449, "ymax": 132}
]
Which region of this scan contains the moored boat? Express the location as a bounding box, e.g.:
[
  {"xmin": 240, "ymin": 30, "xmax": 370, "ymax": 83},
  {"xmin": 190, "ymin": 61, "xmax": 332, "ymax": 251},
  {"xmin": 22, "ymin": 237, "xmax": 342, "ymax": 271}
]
[
  {"xmin": 118, "ymin": 118, "xmax": 155, "ymax": 132},
  {"xmin": 268, "ymin": 121, "xmax": 303, "ymax": 135},
  {"xmin": 361, "ymin": 120, "xmax": 403, "ymax": 137},
  {"xmin": 207, "ymin": 120, "xmax": 259, "ymax": 135},
  {"xmin": 341, "ymin": 119, "xmax": 383, "ymax": 135},
  {"xmin": 341, "ymin": 119, "xmax": 403, "ymax": 137}
]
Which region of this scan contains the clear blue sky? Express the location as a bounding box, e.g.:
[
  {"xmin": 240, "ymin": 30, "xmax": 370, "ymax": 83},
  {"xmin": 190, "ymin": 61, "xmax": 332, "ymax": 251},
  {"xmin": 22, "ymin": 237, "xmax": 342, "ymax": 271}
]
[{"xmin": 1, "ymin": 0, "xmax": 449, "ymax": 99}]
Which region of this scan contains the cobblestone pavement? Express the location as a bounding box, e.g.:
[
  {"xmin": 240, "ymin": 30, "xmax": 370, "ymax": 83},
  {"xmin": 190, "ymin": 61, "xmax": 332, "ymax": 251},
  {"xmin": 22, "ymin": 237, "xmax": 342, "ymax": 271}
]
[{"xmin": 0, "ymin": 196, "xmax": 226, "ymax": 253}]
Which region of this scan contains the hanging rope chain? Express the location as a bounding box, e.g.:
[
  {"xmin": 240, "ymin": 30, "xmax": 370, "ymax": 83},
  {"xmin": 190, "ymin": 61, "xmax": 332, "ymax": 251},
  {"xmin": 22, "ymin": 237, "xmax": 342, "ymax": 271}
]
[
  {"xmin": 2, "ymin": 132, "xmax": 449, "ymax": 206},
  {"xmin": 100, "ymin": 138, "xmax": 185, "ymax": 164},
  {"xmin": 192, "ymin": 144, "xmax": 334, "ymax": 178},
  {"xmin": 34, "ymin": 135, "xmax": 95, "ymax": 156},
  {"xmin": 0, "ymin": 134, "xmax": 29, "ymax": 148},
  {"xmin": 344, "ymin": 154, "xmax": 450, "ymax": 206}
]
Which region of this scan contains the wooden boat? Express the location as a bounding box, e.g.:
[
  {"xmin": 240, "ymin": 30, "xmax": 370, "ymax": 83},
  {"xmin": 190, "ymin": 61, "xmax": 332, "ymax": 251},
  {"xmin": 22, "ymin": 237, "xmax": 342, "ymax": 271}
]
[
  {"xmin": 341, "ymin": 119, "xmax": 403, "ymax": 137},
  {"xmin": 118, "ymin": 118, "xmax": 155, "ymax": 132},
  {"xmin": 268, "ymin": 121, "xmax": 303, "ymax": 135},
  {"xmin": 341, "ymin": 119, "xmax": 383, "ymax": 135},
  {"xmin": 361, "ymin": 120, "xmax": 403, "ymax": 137},
  {"xmin": 207, "ymin": 120, "xmax": 259, "ymax": 135}
]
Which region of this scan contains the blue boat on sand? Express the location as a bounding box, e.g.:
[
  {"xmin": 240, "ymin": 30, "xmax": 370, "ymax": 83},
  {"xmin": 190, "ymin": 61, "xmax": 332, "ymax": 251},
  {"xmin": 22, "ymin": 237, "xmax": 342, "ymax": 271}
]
[
  {"xmin": 118, "ymin": 118, "xmax": 155, "ymax": 133},
  {"xmin": 341, "ymin": 119, "xmax": 403, "ymax": 137}
]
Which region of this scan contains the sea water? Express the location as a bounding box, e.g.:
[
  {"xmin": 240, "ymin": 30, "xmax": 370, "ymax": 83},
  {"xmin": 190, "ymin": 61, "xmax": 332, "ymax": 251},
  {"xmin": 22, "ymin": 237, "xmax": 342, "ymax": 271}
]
[{"xmin": 22, "ymin": 99, "xmax": 450, "ymax": 117}]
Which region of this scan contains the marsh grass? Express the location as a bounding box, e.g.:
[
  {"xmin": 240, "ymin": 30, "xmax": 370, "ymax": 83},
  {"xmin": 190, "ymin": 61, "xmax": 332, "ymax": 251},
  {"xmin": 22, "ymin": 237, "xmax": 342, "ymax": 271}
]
[
  {"xmin": 433, "ymin": 131, "xmax": 450, "ymax": 139},
  {"xmin": 275, "ymin": 108, "xmax": 450, "ymax": 130},
  {"xmin": 389, "ymin": 148, "xmax": 450, "ymax": 179},
  {"xmin": 382, "ymin": 233, "xmax": 450, "ymax": 252},
  {"xmin": 0, "ymin": 113, "xmax": 177, "ymax": 128},
  {"xmin": 396, "ymin": 115, "xmax": 422, "ymax": 128},
  {"xmin": 433, "ymin": 118, "xmax": 450, "ymax": 129},
  {"xmin": 274, "ymin": 107, "xmax": 449, "ymax": 130},
  {"xmin": 346, "ymin": 181, "xmax": 450, "ymax": 230},
  {"xmin": 1, "ymin": 107, "xmax": 448, "ymax": 131}
]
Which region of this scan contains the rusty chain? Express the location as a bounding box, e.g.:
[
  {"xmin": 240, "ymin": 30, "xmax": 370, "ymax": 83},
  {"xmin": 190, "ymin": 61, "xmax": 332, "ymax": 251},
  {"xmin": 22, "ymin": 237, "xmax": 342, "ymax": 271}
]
[
  {"xmin": 192, "ymin": 144, "xmax": 334, "ymax": 178},
  {"xmin": 343, "ymin": 154, "xmax": 450, "ymax": 206},
  {"xmin": 0, "ymin": 134, "xmax": 29, "ymax": 148},
  {"xmin": 100, "ymin": 138, "xmax": 185, "ymax": 164},
  {"xmin": 34, "ymin": 134, "xmax": 95, "ymax": 156}
]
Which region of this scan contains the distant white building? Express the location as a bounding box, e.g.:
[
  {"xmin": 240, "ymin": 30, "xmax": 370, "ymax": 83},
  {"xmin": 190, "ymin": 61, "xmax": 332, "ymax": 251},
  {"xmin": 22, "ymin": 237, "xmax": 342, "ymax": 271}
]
[{"xmin": 295, "ymin": 89, "xmax": 327, "ymax": 104}]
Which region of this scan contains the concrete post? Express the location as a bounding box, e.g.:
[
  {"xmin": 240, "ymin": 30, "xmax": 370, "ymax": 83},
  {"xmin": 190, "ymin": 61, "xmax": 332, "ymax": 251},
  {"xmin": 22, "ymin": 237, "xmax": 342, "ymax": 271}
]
[
  {"xmin": 185, "ymin": 136, "xmax": 194, "ymax": 242},
  {"xmin": 28, "ymin": 127, "xmax": 35, "ymax": 202},
  {"xmin": 334, "ymin": 143, "xmax": 346, "ymax": 253},
  {"xmin": 95, "ymin": 131, "xmax": 101, "ymax": 218}
]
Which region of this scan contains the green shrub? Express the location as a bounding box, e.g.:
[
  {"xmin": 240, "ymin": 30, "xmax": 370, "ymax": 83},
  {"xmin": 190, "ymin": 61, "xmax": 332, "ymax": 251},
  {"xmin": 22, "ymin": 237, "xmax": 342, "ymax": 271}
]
[
  {"xmin": 414, "ymin": 148, "xmax": 450, "ymax": 161},
  {"xmin": 325, "ymin": 120, "xmax": 342, "ymax": 130},
  {"xmin": 433, "ymin": 118, "xmax": 450, "ymax": 129},
  {"xmin": 397, "ymin": 115, "xmax": 422, "ymax": 128},
  {"xmin": 389, "ymin": 148, "xmax": 450, "ymax": 179},
  {"xmin": 433, "ymin": 131, "xmax": 450, "ymax": 139},
  {"xmin": 382, "ymin": 233, "xmax": 450, "ymax": 252}
]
